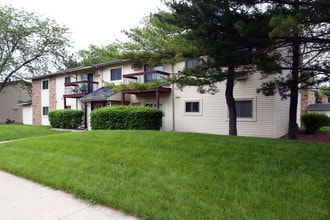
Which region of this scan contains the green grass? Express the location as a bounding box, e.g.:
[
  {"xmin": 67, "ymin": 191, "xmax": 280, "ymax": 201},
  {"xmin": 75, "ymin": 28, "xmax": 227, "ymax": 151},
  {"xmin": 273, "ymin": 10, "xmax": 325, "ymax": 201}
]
[
  {"xmin": 320, "ymin": 126, "xmax": 330, "ymax": 132},
  {"xmin": 0, "ymin": 124, "xmax": 66, "ymax": 141},
  {"xmin": 0, "ymin": 127, "xmax": 329, "ymax": 219}
]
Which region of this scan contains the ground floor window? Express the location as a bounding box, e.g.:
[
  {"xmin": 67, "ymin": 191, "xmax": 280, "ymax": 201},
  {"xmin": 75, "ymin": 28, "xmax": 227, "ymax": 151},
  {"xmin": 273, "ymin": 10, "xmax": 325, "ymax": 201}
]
[
  {"xmin": 235, "ymin": 100, "xmax": 253, "ymax": 118},
  {"xmin": 42, "ymin": 106, "xmax": 49, "ymax": 116},
  {"xmin": 185, "ymin": 101, "xmax": 199, "ymax": 112},
  {"xmin": 233, "ymin": 98, "xmax": 256, "ymax": 121},
  {"xmin": 183, "ymin": 99, "xmax": 202, "ymax": 115},
  {"xmin": 145, "ymin": 103, "xmax": 163, "ymax": 110}
]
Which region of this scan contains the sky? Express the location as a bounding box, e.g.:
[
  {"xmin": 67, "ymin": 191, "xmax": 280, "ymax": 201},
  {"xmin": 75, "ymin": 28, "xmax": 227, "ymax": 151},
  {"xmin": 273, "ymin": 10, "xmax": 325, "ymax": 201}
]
[{"xmin": 0, "ymin": 0, "xmax": 166, "ymax": 51}]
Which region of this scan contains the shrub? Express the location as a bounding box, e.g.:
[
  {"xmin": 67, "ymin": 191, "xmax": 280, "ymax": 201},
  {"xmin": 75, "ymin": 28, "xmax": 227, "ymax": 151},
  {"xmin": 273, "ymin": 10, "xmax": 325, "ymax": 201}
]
[
  {"xmin": 301, "ymin": 113, "xmax": 329, "ymax": 134},
  {"xmin": 48, "ymin": 109, "xmax": 83, "ymax": 129},
  {"xmin": 90, "ymin": 105, "xmax": 163, "ymax": 130}
]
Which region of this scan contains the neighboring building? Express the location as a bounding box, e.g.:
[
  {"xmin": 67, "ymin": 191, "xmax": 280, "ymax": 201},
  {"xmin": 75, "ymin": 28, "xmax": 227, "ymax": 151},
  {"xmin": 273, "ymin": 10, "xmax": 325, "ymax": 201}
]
[
  {"xmin": 31, "ymin": 59, "xmax": 293, "ymax": 138},
  {"xmin": 0, "ymin": 81, "xmax": 31, "ymax": 124},
  {"xmin": 301, "ymin": 87, "xmax": 330, "ymax": 117},
  {"xmin": 307, "ymin": 104, "xmax": 330, "ymax": 117}
]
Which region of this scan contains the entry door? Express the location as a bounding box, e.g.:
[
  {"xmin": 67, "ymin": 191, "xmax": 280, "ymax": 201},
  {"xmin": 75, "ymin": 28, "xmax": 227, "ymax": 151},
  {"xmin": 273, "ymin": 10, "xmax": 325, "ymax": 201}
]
[{"xmin": 92, "ymin": 101, "xmax": 107, "ymax": 110}]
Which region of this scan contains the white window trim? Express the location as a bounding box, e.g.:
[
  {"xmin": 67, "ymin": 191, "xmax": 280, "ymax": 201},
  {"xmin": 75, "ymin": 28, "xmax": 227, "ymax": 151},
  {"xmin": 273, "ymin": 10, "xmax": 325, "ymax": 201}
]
[
  {"xmin": 183, "ymin": 98, "xmax": 203, "ymax": 116},
  {"xmin": 110, "ymin": 66, "xmax": 123, "ymax": 82},
  {"xmin": 227, "ymin": 97, "xmax": 257, "ymax": 122},
  {"xmin": 42, "ymin": 80, "xmax": 49, "ymax": 90},
  {"xmin": 42, "ymin": 106, "xmax": 49, "ymax": 117}
]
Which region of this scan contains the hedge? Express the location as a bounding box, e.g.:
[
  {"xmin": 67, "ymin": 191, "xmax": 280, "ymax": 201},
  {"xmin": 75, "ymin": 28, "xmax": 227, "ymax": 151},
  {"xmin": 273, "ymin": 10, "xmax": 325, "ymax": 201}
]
[
  {"xmin": 301, "ymin": 113, "xmax": 329, "ymax": 134},
  {"xmin": 48, "ymin": 109, "xmax": 83, "ymax": 129},
  {"xmin": 90, "ymin": 105, "xmax": 163, "ymax": 130}
]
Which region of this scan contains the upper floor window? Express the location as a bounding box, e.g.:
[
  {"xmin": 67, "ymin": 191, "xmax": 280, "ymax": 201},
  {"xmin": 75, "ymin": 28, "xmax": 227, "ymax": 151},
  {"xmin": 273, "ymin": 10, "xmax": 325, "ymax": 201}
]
[
  {"xmin": 144, "ymin": 64, "xmax": 163, "ymax": 83},
  {"xmin": 186, "ymin": 58, "xmax": 200, "ymax": 69},
  {"xmin": 111, "ymin": 68, "xmax": 122, "ymax": 81},
  {"xmin": 42, "ymin": 80, "xmax": 48, "ymax": 90},
  {"xmin": 65, "ymin": 76, "xmax": 71, "ymax": 83}
]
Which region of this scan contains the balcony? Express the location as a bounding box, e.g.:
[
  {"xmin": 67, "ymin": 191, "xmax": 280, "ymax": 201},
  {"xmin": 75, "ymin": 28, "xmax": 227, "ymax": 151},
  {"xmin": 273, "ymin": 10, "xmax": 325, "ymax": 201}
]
[
  {"xmin": 63, "ymin": 81, "xmax": 99, "ymax": 99},
  {"xmin": 123, "ymin": 70, "xmax": 170, "ymax": 84},
  {"xmin": 121, "ymin": 70, "xmax": 172, "ymax": 108}
]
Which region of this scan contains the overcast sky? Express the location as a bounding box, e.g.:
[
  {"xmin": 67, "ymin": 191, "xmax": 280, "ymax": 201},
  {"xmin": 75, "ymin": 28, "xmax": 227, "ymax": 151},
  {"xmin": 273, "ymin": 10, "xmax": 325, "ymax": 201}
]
[{"xmin": 0, "ymin": 0, "xmax": 166, "ymax": 51}]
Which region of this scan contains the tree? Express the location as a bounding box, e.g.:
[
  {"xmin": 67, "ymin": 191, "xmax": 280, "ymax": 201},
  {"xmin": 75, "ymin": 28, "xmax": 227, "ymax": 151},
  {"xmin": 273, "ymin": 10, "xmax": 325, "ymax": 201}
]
[
  {"xmin": 0, "ymin": 5, "xmax": 71, "ymax": 93},
  {"xmin": 77, "ymin": 44, "xmax": 122, "ymax": 66},
  {"xmin": 158, "ymin": 0, "xmax": 280, "ymax": 135},
  {"xmin": 257, "ymin": 0, "xmax": 330, "ymax": 139},
  {"xmin": 121, "ymin": 11, "xmax": 201, "ymax": 65},
  {"xmin": 319, "ymin": 85, "xmax": 330, "ymax": 102}
]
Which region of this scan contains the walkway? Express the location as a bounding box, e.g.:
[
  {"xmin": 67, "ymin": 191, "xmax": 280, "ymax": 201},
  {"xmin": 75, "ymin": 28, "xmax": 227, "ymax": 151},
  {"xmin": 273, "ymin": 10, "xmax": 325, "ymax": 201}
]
[{"xmin": 0, "ymin": 170, "xmax": 137, "ymax": 220}]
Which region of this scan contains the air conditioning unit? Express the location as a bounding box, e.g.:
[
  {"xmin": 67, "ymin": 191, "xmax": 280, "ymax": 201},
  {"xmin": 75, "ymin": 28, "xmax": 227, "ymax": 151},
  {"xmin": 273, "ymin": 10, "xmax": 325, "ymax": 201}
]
[
  {"xmin": 235, "ymin": 72, "xmax": 247, "ymax": 80},
  {"xmin": 94, "ymin": 70, "xmax": 101, "ymax": 76},
  {"xmin": 131, "ymin": 63, "xmax": 142, "ymax": 70}
]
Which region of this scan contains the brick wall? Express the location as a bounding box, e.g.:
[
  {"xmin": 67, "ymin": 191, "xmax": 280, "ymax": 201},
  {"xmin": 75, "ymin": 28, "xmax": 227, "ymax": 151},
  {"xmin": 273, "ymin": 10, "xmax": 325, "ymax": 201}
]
[
  {"xmin": 49, "ymin": 77, "xmax": 56, "ymax": 111},
  {"xmin": 32, "ymin": 80, "xmax": 41, "ymax": 124}
]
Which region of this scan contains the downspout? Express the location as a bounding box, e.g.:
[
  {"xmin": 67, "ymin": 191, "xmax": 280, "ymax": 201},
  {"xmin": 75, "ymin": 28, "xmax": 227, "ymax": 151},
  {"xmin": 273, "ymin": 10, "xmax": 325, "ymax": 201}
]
[
  {"xmin": 84, "ymin": 102, "xmax": 88, "ymax": 129},
  {"xmin": 171, "ymin": 64, "xmax": 176, "ymax": 131}
]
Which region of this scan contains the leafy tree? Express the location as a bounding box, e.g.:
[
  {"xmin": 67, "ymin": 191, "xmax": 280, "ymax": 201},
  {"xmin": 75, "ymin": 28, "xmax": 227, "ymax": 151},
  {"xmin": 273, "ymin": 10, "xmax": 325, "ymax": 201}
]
[
  {"xmin": 0, "ymin": 5, "xmax": 71, "ymax": 93},
  {"xmin": 62, "ymin": 53, "xmax": 81, "ymax": 69},
  {"xmin": 77, "ymin": 44, "xmax": 122, "ymax": 66},
  {"xmin": 257, "ymin": 0, "xmax": 330, "ymax": 139},
  {"xmin": 319, "ymin": 85, "xmax": 330, "ymax": 101}
]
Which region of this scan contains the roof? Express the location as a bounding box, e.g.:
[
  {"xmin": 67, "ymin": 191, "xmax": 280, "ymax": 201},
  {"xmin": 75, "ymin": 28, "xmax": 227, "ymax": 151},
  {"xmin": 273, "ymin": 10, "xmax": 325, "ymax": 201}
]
[
  {"xmin": 80, "ymin": 87, "xmax": 116, "ymax": 102},
  {"xmin": 308, "ymin": 104, "xmax": 330, "ymax": 111},
  {"xmin": 32, "ymin": 59, "xmax": 131, "ymax": 80},
  {"xmin": 17, "ymin": 100, "xmax": 32, "ymax": 106}
]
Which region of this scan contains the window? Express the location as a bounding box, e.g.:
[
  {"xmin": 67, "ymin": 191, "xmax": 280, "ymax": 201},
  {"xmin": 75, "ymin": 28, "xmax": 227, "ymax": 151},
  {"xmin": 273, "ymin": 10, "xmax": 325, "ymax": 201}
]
[
  {"xmin": 144, "ymin": 64, "xmax": 163, "ymax": 83},
  {"xmin": 185, "ymin": 101, "xmax": 200, "ymax": 112},
  {"xmin": 186, "ymin": 58, "xmax": 200, "ymax": 69},
  {"xmin": 235, "ymin": 100, "xmax": 253, "ymax": 118},
  {"xmin": 65, "ymin": 76, "xmax": 71, "ymax": 83},
  {"xmin": 42, "ymin": 80, "xmax": 48, "ymax": 90},
  {"xmin": 183, "ymin": 99, "xmax": 202, "ymax": 115},
  {"xmin": 111, "ymin": 68, "xmax": 122, "ymax": 81},
  {"xmin": 42, "ymin": 107, "xmax": 49, "ymax": 116},
  {"xmin": 145, "ymin": 103, "xmax": 163, "ymax": 110}
]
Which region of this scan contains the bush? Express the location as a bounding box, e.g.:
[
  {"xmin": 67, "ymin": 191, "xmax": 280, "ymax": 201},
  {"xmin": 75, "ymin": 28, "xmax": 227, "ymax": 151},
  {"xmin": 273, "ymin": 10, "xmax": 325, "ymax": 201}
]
[
  {"xmin": 48, "ymin": 109, "xmax": 83, "ymax": 129},
  {"xmin": 90, "ymin": 105, "xmax": 163, "ymax": 130},
  {"xmin": 301, "ymin": 113, "xmax": 329, "ymax": 134}
]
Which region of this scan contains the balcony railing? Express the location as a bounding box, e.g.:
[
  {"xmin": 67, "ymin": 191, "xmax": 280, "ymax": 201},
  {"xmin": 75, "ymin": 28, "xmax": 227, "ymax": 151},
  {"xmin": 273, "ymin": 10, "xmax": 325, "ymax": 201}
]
[
  {"xmin": 121, "ymin": 70, "xmax": 171, "ymax": 108},
  {"xmin": 64, "ymin": 81, "xmax": 99, "ymax": 98},
  {"xmin": 123, "ymin": 70, "xmax": 170, "ymax": 85}
]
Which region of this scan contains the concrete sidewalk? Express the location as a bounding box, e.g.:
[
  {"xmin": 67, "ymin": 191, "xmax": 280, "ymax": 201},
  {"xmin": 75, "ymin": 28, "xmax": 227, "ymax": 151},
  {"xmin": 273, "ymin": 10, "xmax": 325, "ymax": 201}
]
[{"xmin": 0, "ymin": 171, "xmax": 137, "ymax": 220}]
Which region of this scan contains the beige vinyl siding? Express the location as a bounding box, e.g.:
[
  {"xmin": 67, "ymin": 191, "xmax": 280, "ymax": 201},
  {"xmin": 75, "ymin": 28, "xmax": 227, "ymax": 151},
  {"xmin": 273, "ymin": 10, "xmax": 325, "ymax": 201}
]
[
  {"xmin": 173, "ymin": 86, "xmax": 228, "ymax": 134},
  {"xmin": 56, "ymin": 76, "xmax": 78, "ymax": 110},
  {"xmin": 274, "ymin": 92, "xmax": 290, "ymax": 138},
  {"xmin": 234, "ymin": 73, "xmax": 276, "ymax": 137},
  {"xmin": 173, "ymin": 71, "xmax": 283, "ymax": 138}
]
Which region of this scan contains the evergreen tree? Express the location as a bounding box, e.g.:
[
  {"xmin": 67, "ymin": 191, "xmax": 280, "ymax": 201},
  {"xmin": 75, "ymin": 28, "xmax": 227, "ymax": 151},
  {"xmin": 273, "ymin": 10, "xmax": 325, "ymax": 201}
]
[
  {"xmin": 161, "ymin": 0, "xmax": 280, "ymax": 135},
  {"xmin": 257, "ymin": 0, "xmax": 330, "ymax": 139}
]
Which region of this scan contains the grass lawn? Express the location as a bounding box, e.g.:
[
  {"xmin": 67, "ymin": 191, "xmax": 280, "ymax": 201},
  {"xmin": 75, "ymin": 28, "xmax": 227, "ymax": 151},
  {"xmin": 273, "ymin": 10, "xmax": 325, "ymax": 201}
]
[
  {"xmin": 0, "ymin": 127, "xmax": 329, "ymax": 219},
  {"xmin": 320, "ymin": 126, "xmax": 330, "ymax": 132},
  {"xmin": 0, "ymin": 124, "xmax": 66, "ymax": 141}
]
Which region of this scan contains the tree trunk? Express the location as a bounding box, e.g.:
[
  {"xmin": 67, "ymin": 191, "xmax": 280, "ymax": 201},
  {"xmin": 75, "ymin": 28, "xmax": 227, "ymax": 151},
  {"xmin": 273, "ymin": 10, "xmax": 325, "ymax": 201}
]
[
  {"xmin": 288, "ymin": 43, "xmax": 300, "ymax": 139},
  {"xmin": 288, "ymin": 1, "xmax": 301, "ymax": 140},
  {"xmin": 226, "ymin": 65, "xmax": 237, "ymax": 136}
]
